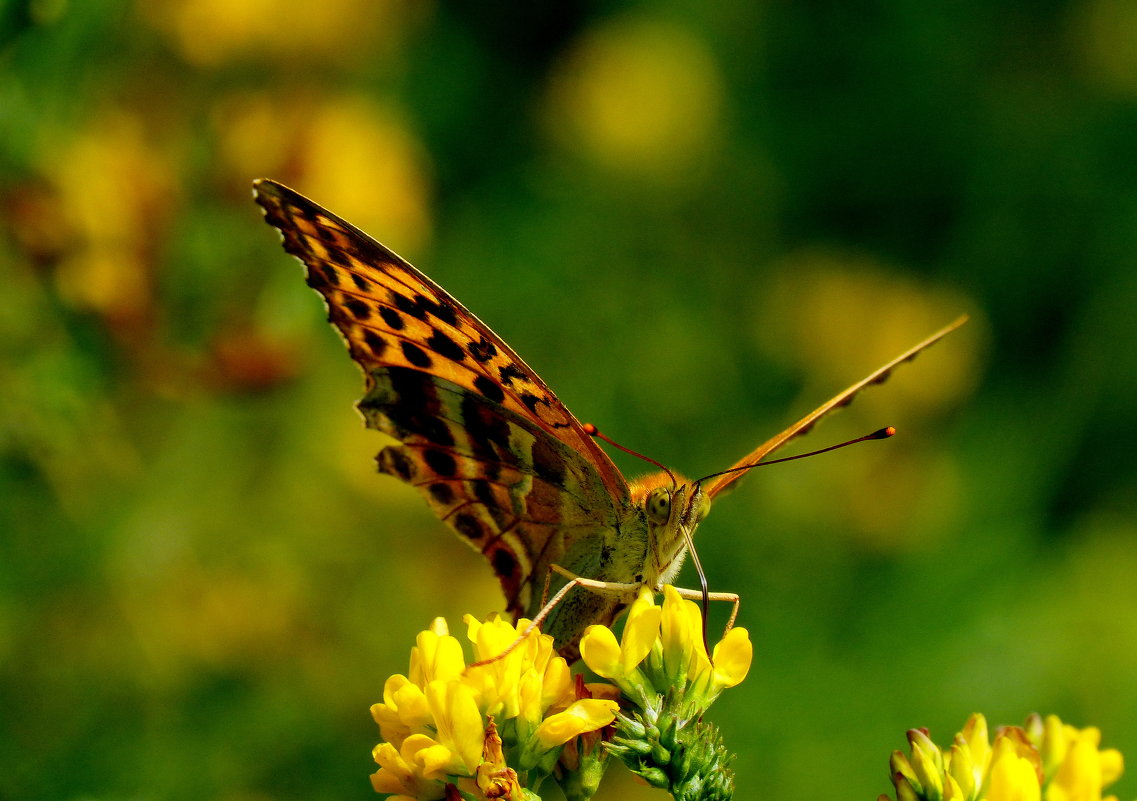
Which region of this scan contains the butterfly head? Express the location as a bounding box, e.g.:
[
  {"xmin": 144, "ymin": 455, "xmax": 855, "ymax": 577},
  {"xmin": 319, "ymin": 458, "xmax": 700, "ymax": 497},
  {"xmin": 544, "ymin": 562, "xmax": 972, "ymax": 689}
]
[{"xmin": 630, "ymin": 471, "xmax": 712, "ymax": 587}]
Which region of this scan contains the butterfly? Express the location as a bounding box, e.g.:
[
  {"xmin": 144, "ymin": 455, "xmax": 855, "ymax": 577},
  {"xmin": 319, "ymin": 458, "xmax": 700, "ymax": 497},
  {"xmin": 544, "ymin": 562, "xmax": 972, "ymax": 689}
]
[{"xmin": 253, "ymin": 178, "xmax": 967, "ymax": 660}]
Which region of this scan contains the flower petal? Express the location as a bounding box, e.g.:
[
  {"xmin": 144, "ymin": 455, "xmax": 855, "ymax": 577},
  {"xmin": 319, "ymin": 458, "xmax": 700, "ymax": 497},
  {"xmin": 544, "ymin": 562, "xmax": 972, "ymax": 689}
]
[
  {"xmin": 534, "ymin": 699, "xmax": 619, "ymax": 749},
  {"xmin": 660, "ymin": 586, "xmax": 696, "ymax": 680},
  {"xmin": 986, "ymin": 738, "xmax": 1041, "ymax": 801},
  {"xmin": 710, "ymin": 627, "xmax": 752, "ymax": 688},
  {"xmin": 579, "ymin": 624, "xmax": 622, "ymax": 678},
  {"xmin": 621, "ymin": 598, "xmax": 662, "ymax": 673},
  {"xmin": 541, "ymin": 652, "xmax": 574, "ymax": 710},
  {"xmin": 426, "ymin": 680, "xmax": 485, "ymax": 775}
]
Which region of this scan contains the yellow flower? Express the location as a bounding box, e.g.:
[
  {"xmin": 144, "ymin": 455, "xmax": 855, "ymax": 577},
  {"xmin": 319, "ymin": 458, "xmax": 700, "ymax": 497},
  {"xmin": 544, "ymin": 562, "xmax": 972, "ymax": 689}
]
[
  {"xmin": 1032, "ymin": 714, "xmax": 1124, "ymax": 801},
  {"xmin": 370, "ymin": 612, "xmax": 618, "ymax": 799},
  {"xmin": 579, "ymin": 586, "xmax": 661, "ymax": 691},
  {"xmin": 882, "ymin": 714, "xmax": 1127, "ymax": 801},
  {"xmin": 371, "ymin": 735, "xmax": 449, "ymax": 799},
  {"xmin": 462, "ymin": 614, "xmax": 528, "ymax": 720},
  {"xmin": 701, "ymin": 625, "xmax": 753, "ymax": 692},
  {"xmin": 660, "ymin": 585, "xmax": 707, "ymax": 682},
  {"xmin": 424, "ymin": 680, "xmax": 483, "ymax": 775},
  {"xmin": 409, "ymin": 618, "xmax": 465, "ymax": 686},
  {"xmin": 578, "ymin": 584, "xmax": 752, "ymax": 718},
  {"xmin": 986, "ymin": 731, "xmax": 1043, "ymax": 801},
  {"xmin": 535, "ymin": 699, "xmax": 621, "ymax": 749}
]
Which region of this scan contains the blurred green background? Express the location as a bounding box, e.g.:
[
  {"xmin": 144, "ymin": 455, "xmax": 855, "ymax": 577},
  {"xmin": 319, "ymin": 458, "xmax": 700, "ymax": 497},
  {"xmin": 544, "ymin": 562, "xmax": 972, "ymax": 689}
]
[{"xmin": 3, "ymin": 1, "xmax": 1136, "ymax": 799}]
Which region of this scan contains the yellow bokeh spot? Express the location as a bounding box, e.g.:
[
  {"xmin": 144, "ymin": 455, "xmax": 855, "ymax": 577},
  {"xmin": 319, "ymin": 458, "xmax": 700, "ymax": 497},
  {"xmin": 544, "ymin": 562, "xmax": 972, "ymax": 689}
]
[
  {"xmin": 136, "ymin": 0, "xmax": 420, "ymax": 68},
  {"xmin": 41, "ymin": 111, "xmax": 176, "ymax": 322},
  {"xmin": 1073, "ymin": 0, "xmax": 1137, "ymax": 96},
  {"xmin": 298, "ymin": 97, "xmax": 433, "ymax": 254},
  {"xmin": 758, "ymin": 249, "xmax": 981, "ymax": 417},
  {"xmin": 751, "ymin": 251, "xmax": 980, "ymax": 551},
  {"xmin": 545, "ymin": 15, "xmax": 724, "ymax": 178},
  {"xmin": 216, "ymin": 93, "xmax": 432, "ymax": 256}
]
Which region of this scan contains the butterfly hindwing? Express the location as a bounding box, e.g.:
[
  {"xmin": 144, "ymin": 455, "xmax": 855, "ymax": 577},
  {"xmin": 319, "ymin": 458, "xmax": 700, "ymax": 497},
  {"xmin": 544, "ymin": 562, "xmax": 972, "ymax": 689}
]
[{"xmin": 361, "ymin": 364, "xmax": 622, "ymax": 616}]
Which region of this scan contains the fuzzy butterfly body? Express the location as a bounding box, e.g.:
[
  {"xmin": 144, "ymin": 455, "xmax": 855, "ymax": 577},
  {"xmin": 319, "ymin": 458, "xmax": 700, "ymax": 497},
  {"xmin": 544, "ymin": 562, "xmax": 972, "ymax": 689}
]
[{"xmin": 254, "ymin": 178, "xmax": 966, "ymax": 660}]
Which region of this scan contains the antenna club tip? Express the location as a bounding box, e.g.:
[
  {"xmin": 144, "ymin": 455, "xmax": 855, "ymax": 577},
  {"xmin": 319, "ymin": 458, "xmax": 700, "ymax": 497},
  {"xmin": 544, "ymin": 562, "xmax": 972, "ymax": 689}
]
[
  {"xmin": 874, "ymin": 426, "xmax": 897, "ymax": 439},
  {"xmin": 583, "ymin": 423, "xmax": 598, "ymax": 436}
]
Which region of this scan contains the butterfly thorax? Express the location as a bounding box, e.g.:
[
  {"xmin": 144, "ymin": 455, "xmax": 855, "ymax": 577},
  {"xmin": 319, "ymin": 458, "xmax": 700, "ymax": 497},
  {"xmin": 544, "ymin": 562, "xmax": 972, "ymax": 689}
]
[{"xmin": 628, "ymin": 471, "xmax": 711, "ymax": 589}]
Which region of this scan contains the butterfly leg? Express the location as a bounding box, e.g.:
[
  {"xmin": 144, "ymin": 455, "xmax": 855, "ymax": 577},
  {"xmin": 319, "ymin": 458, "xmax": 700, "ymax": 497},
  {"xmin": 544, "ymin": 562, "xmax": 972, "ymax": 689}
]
[
  {"xmin": 549, "ymin": 564, "xmax": 642, "ymax": 595},
  {"xmin": 469, "ymin": 567, "xmax": 641, "ymax": 669}
]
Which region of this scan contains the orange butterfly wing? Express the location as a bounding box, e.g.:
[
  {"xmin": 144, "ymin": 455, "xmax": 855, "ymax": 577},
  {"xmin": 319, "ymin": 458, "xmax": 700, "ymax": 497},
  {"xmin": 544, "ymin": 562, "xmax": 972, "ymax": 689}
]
[{"xmin": 253, "ymin": 179, "xmax": 632, "ymax": 620}]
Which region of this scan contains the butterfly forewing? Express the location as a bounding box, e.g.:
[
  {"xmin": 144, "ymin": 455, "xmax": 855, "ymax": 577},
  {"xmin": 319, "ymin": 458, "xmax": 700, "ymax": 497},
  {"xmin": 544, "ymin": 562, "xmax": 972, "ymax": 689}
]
[
  {"xmin": 253, "ymin": 180, "xmax": 628, "ymax": 503},
  {"xmin": 704, "ymin": 314, "xmax": 969, "ymax": 499},
  {"xmin": 253, "ymin": 179, "xmax": 633, "ymax": 622}
]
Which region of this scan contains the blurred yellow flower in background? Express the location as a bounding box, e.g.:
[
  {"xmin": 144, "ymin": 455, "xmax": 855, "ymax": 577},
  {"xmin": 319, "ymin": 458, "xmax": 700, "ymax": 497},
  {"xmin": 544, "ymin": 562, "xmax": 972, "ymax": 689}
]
[
  {"xmin": 882, "ymin": 713, "xmax": 1126, "ymax": 801},
  {"xmin": 38, "ymin": 110, "xmax": 175, "ymax": 329},
  {"xmin": 215, "ymin": 93, "xmax": 433, "ymax": 253},
  {"xmin": 1074, "ymin": 0, "xmax": 1137, "ymax": 96},
  {"xmin": 544, "ymin": 14, "xmax": 724, "ymax": 180},
  {"xmin": 136, "ymin": 0, "xmax": 421, "ymax": 68}
]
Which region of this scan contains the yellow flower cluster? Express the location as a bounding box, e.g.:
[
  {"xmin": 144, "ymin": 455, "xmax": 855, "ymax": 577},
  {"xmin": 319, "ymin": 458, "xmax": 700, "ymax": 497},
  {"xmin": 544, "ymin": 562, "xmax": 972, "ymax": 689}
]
[
  {"xmin": 579, "ymin": 585, "xmax": 752, "ymax": 706},
  {"xmin": 883, "ymin": 713, "xmax": 1126, "ymax": 801},
  {"xmin": 370, "ymin": 615, "xmax": 619, "ymax": 801}
]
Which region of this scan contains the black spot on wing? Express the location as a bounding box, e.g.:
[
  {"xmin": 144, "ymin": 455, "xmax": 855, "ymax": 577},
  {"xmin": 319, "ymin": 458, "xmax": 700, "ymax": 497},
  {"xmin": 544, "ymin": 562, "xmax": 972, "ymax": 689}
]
[
  {"xmin": 429, "ymin": 482, "xmax": 455, "ymax": 505},
  {"xmin": 519, "ymin": 391, "xmax": 543, "ymax": 412},
  {"xmin": 316, "ymin": 263, "xmax": 340, "ymax": 287},
  {"xmin": 344, "ymin": 298, "xmax": 370, "ymax": 320},
  {"xmin": 377, "ymin": 446, "xmax": 415, "ymax": 481},
  {"xmin": 393, "ymin": 292, "xmax": 427, "ymax": 321},
  {"xmin": 454, "ymin": 512, "xmax": 485, "ymax": 540},
  {"xmin": 460, "ymin": 394, "xmax": 514, "ymax": 460},
  {"xmin": 499, "ymin": 364, "xmax": 527, "ymax": 387},
  {"xmin": 379, "ymin": 306, "xmax": 405, "ymax": 331},
  {"xmin": 471, "ymin": 479, "xmax": 510, "ymax": 527},
  {"xmin": 491, "ymin": 548, "xmax": 517, "ymax": 581},
  {"xmin": 472, "ymin": 478, "xmax": 496, "ymax": 507},
  {"xmin": 350, "ymin": 272, "xmax": 371, "ymax": 291},
  {"xmin": 425, "ymin": 448, "xmax": 458, "ymax": 477},
  {"xmin": 308, "ymin": 216, "xmax": 337, "ymax": 243},
  {"xmin": 362, "ymin": 330, "xmax": 387, "ymax": 357},
  {"xmin": 473, "ymin": 375, "xmax": 506, "ymax": 405},
  {"xmin": 390, "ymin": 292, "xmax": 460, "ymax": 328},
  {"xmin": 469, "ymin": 337, "xmax": 498, "ymax": 363},
  {"xmin": 426, "ymin": 330, "xmax": 466, "ymax": 363},
  {"xmin": 401, "ymin": 341, "xmax": 433, "ymax": 368},
  {"xmin": 417, "ymin": 294, "xmax": 459, "ymax": 327},
  {"xmin": 368, "ymin": 367, "xmax": 456, "ymax": 447}
]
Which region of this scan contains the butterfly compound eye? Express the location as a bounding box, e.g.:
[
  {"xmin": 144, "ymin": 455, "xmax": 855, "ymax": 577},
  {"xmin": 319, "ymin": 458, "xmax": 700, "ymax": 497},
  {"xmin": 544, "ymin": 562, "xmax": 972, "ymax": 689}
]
[{"xmin": 645, "ymin": 487, "xmax": 672, "ymax": 525}]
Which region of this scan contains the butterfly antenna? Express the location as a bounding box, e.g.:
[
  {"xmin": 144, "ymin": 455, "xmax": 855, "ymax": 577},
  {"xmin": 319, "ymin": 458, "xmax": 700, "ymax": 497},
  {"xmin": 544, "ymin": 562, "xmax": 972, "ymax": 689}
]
[
  {"xmin": 694, "ymin": 427, "xmax": 896, "ymax": 487},
  {"xmin": 584, "ymin": 423, "xmax": 678, "ymax": 489}
]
